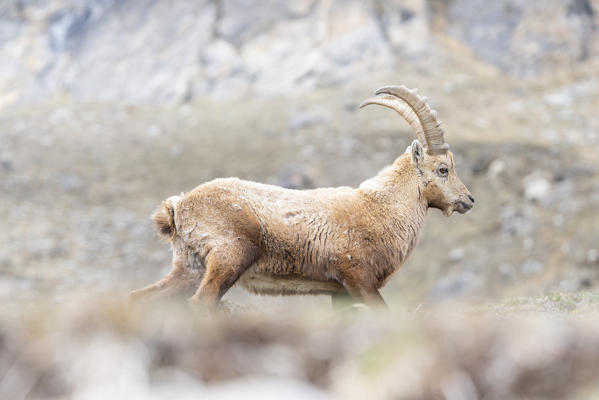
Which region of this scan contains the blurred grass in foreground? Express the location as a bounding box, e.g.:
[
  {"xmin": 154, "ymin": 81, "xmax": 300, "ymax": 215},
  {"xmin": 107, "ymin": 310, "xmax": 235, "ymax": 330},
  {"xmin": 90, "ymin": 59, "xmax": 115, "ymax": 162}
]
[{"xmin": 2, "ymin": 291, "xmax": 599, "ymax": 400}]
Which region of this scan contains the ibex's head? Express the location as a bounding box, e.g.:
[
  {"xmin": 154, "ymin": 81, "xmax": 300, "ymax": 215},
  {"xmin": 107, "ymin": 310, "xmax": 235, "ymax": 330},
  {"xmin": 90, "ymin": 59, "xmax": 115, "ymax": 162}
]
[{"xmin": 360, "ymin": 85, "xmax": 474, "ymax": 216}]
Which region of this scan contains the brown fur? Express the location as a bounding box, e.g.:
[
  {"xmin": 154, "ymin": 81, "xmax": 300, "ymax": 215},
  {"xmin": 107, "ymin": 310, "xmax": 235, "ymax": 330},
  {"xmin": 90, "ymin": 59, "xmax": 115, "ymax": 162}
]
[
  {"xmin": 131, "ymin": 92, "xmax": 474, "ymax": 310},
  {"xmin": 131, "ymin": 145, "xmax": 473, "ymax": 309}
]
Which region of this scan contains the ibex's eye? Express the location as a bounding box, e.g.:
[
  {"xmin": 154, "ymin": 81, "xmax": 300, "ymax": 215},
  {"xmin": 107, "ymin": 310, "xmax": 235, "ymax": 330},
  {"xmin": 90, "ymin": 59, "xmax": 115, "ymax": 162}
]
[{"xmin": 437, "ymin": 166, "xmax": 449, "ymax": 177}]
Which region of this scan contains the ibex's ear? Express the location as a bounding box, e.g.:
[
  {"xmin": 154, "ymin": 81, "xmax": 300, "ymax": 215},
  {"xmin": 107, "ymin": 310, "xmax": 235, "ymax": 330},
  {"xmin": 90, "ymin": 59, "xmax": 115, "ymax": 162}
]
[{"xmin": 411, "ymin": 140, "xmax": 424, "ymax": 165}]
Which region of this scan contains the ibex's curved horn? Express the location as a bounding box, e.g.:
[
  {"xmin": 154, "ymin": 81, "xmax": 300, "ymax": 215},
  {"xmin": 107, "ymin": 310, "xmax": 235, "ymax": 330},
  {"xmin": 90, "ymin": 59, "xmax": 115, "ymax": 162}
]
[
  {"xmin": 359, "ymin": 93, "xmax": 427, "ymax": 148},
  {"xmin": 360, "ymin": 85, "xmax": 449, "ymax": 155}
]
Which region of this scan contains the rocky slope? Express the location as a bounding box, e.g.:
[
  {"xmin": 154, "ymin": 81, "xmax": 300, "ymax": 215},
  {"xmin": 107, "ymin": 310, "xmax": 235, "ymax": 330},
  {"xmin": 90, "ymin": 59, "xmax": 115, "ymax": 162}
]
[{"xmin": 0, "ymin": 0, "xmax": 597, "ymax": 106}]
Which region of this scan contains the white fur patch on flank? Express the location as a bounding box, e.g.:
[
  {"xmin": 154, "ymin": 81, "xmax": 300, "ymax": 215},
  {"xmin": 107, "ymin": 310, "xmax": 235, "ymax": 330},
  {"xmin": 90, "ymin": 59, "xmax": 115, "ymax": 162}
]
[{"xmin": 237, "ymin": 269, "xmax": 345, "ymax": 295}]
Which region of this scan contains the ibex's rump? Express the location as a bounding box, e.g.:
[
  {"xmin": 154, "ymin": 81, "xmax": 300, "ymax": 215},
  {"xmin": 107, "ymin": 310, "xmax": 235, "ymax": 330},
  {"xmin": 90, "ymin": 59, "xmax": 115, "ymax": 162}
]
[{"xmin": 130, "ymin": 85, "xmax": 474, "ymax": 309}]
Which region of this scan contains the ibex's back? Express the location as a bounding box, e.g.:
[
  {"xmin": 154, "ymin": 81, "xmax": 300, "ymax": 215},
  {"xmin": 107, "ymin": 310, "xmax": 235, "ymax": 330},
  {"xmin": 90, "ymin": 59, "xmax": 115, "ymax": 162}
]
[{"xmin": 131, "ymin": 85, "xmax": 474, "ymax": 309}]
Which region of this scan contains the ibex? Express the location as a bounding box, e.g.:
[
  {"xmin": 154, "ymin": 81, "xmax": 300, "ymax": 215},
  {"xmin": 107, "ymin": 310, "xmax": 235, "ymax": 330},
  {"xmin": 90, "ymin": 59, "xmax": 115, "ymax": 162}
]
[{"xmin": 130, "ymin": 85, "xmax": 474, "ymax": 309}]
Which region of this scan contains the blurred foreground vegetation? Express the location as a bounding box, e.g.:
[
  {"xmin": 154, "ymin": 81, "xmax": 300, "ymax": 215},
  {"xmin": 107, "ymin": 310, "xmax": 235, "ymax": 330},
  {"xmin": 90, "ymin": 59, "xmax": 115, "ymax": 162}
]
[{"xmin": 2, "ymin": 292, "xmax": 599, "ymax": 399}]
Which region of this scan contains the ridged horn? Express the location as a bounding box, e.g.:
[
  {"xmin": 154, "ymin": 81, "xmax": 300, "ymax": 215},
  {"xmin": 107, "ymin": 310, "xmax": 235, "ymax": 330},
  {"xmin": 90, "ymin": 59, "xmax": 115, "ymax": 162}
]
[{"xmin": 360, "ymin": 85, "xmax": 449, "ymax": 155}]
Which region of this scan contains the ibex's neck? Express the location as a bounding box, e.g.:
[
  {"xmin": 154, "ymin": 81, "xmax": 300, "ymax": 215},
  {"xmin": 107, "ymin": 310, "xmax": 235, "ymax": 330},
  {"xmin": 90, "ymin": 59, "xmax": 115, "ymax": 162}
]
[
  {"xmin": 358, "ymin": 154, "xmax": 428, "ymax": 262},
  {"xmin": 359, "ymin": 154, "xmax": 426, "ymax": 206}
]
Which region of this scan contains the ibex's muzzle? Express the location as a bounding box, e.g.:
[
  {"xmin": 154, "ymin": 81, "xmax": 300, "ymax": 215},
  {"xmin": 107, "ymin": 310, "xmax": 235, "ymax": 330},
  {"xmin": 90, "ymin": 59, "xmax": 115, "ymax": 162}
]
[{"xmin": 455, "ymin": 194, "xmax": 475, "ymax": 214}]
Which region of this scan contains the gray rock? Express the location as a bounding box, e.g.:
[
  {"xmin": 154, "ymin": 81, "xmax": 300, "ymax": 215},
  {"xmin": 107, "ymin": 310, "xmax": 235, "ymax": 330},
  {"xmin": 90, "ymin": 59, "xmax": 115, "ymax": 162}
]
[
  {"xmin": 0, "ymin": 154, "xmax": 13, "ymax": 171},
  {"xmin": 447, "ymin": 247, "xmax": 465, "ymax": 263},
  {"xmin": 523, "ymin": 173, "xmax": 551, "ymax": 203},
  {"xmin": 169, "ymin": 144, "xmax": 183, "ymax": 159},
  {"xmin": 544, "ymin": 90, "xmax": 574, "ymax": 107},
  {"xmin": 499, "ymin": 263, "xmax": 515, "ymax": 282},
  {"xmin": 0, "ymin": 0, "xmax": 596, "ymax": 104},
  {"xmin": 521, "ymin": 259, "xmax": 543, "ymax": 275},
  {"xmin": 216, "ymin": 0, "xmax": 317, "ymax": 46},
  {"xmin": 289, "ymin": 107, "xmax": 330, "ymax": 130},
  {"xmin": 447, "ymin": 0, "xmax": 597, "ymax": 76},
  {"xmin": 0, "ymin": 0, "xmax": 432, "ymax": 104},
  {"xmin": 429, "ymin": 271, "xmax": 482, "ymax": 302},
  {"xmin": 57, "ymin": 173, "xmax": 85, "ymax": 192},
  {"xmin": 1, "ymin": 1, "xmax": 217, "ymax": 103},
  {"xmin": 201, "ymin": 39, "xmax": 243, "ymax": 82},
  {"xmin": 586, "ymin": 249, "xmax": 598, "ymax": 264},
  {"xmin": 487, "ymin": 158, "xmax": 507, "ymax": 179},
  {"xmin": 374, "ymin": 0, "xmax": 430, "ymax": 56},
  {"xmin": 500, "ymin": 205, "xmax": 535, "ymax": 237}
]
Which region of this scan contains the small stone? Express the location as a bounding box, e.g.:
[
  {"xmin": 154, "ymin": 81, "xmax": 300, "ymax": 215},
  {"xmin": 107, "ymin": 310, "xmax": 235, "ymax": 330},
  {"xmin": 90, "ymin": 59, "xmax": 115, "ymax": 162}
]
[
  {"xmin": 147, "ymin": 124, "xmax": 161, "ymax": 137},
  {"xmin": 552, "ymin": 214, "xmax": 564, "ymax": 227},
  {"xmin": 499, "ymin": 263, "xmax": 514, "ymax": 281},
  {"xmin": 0, "ymin": 255, "xmax": 11, "ymax": 268},
  {"xmin": 179, "ymin": 104, "xmax": 193, "ymax": 117},
  {"xmin": 447, "ymin": 248, "xmax": 465, "ymax": 263},
  {"xmin": 544, "ymin": 90, "xmax": 573, "ymax": 107},
  {"xmin": 586, "ymin": 249, "xmax": 598, "ymax": 264},
  {"xmin": 559, "ymin": 279, "xmax": 576, "ymax": 291},
  {"xmin": 0, "ymin": 155, "xmax": 13, "ymax": 171},
  {"xmin": 500, "ymin": 205, "xmax": 535, "ymax": 237},
  {"xmin": 59, "ymin": 174, "xmax": 84, "ymax": 192},
  {"xmin": 169, "ymin": 144, "xmax": 183, "ymax": 158},
  {"xmin": 521, "ymin": 259, "xmax": 543, "ymax": 275},
  {"xmin": 289, "ymin": 108, "xmax": 330, "ymax": 131},
  {"xmin": 523, "ymin": 237, "xmax": 534, "ymax": 250},
  {"xmin": 579, "ymin": 278, "xmax": 592, "ymax": 289},
  {"xmin": 475, "ymin": 117, "xmax": 489, "ymax": 128},
  {"xmin": 487, "ymin": 158, "xmax": 506, "ymax": 179},
  {"xmin": 429, "ymin": 271, "xmax": 481, "ymax": 302},
  {"xmin": 506, "ymin": 100, "xmax": 525, "ymax": 113},
  {"xmin": 523, "ymin": 174, "xmax": 551, "ymax": 202}
]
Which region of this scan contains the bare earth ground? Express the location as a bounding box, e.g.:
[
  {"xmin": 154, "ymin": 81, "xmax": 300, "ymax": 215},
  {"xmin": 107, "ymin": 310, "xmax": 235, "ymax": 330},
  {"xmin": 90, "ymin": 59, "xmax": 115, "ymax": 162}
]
[{"xmin": 1, "ymin": 43, "xmax": 599, "ymax": 398}]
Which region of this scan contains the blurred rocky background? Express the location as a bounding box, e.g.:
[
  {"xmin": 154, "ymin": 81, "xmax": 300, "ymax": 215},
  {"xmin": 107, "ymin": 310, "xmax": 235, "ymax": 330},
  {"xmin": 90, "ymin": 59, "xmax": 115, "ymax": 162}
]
[
  {"xmin": 1, "ymin": 0, "xmax": 597, "ymax": 104},
  {"xmin": 1, "ymin": 0, "xmax": 599, "ymax": 398}
]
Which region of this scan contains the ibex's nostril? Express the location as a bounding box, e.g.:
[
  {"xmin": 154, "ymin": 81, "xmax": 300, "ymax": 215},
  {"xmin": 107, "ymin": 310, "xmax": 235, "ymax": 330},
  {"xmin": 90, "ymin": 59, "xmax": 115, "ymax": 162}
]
[{"xmin": 468, "ymin": 195, "xmax": 475, "ymax": 203}]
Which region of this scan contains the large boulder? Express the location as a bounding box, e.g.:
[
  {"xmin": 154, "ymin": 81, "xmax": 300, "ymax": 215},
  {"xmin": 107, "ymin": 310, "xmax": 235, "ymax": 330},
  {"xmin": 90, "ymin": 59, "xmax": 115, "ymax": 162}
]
[{"xmin": 447, "ymin": 0, "xmax": 598, "ymax": 76}]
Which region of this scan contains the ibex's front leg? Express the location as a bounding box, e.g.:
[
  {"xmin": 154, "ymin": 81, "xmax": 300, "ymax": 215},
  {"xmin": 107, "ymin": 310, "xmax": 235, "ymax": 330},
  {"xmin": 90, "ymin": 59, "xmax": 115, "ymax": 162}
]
[
  {"xmin": 189, "ymin": 241, "xmax": 258, "ymax": 308},
  {"xmin": 331, "ymin": 290, "xmax": 354, "ymax": 311},
  {"xmin": 339, "ymin": 270, "xmax": 389, "ymax": 310},
  {"xmin": 130, "ymin": 257, "xmax": 201, "ymax": 301}
]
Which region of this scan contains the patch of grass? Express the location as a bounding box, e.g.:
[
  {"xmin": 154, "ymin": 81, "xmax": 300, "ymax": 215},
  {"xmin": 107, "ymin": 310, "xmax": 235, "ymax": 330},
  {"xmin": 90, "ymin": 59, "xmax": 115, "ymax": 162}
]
[{"xmin": 487, "ymin": 290, "xmax": 599, "ymax": 316}]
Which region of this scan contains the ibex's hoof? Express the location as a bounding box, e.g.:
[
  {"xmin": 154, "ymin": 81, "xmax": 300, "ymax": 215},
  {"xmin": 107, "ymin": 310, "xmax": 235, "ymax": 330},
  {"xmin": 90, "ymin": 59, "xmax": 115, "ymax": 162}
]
[
  {"xmin": 350, "ymin": 303, "xmax": 370, "ymax": 312},
  {"xmin": 187, "ymin": 296, "xmax": 213, "ymax": 315},
  {"xmin": 217, "ymin": 299, "xmax": 247, "ymax": 314}
]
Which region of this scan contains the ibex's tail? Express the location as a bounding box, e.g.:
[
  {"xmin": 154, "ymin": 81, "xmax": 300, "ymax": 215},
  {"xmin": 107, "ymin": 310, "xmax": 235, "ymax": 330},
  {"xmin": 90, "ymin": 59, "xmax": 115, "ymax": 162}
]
[{"xmin": 152, "ymin": 195, "xmax": 181, "ymax": 241}]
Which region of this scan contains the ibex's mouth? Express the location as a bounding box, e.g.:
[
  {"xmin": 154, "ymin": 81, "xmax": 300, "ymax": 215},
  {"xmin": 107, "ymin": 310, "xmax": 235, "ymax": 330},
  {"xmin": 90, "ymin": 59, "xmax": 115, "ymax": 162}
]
[
  {"xmin": 454, "ymin": 200, "xmax": 474, "ymax": 214},
  {"xmin": 443, "ymin": 205, "xmax": 454, "ymax": 217}
]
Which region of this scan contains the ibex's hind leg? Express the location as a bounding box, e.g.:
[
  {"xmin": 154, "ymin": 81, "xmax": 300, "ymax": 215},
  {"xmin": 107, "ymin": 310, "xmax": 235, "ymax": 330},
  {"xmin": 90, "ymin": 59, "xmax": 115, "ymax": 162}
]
[
  {"xmin": 130, "ymin": 257, "xmax": 202, "ymax": 302},
  {"xmin": 189, "ymin": 241, "xmax": 258, "ymax": 308}
]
